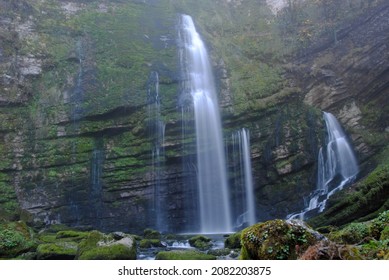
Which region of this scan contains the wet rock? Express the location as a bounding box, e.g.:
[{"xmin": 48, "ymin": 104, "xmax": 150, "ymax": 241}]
[
  {"xmin": 155, "ymin": 250, "xmax": 216, "ymax": 260},
  {"xmin": 240, "ymin": 219, "xmax": 321, "ymax": 260},
  {"xmin": 77, "ymin": 231, "xmax": 136, "ymax": 260}
]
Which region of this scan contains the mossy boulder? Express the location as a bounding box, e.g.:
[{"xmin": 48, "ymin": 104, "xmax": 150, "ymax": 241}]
[
  {"xmin": 155, "ymin": 250, "xmax": 216, "ymax": 260},
  {"xmin": 188, "ymin": 235, "xmax": 212, "ymax": 250},
  {"xmin": 224, "ymin": 232, "xmax": 242, "ymax": 249},
  {"xmin": 56, "ymin": 230, "xmax": 89, "ymax": 241},
  {"xmin": 78, "ymin": 244, "xmax": 136, "ymax": 260},
  {"xmin": 143, "ymin": 228, "xmax": 161, "ymax": 240},
  {"xmin": 77, "ymin": 230, "xmax": 136, "ymax": 260},
  {"xmin": 0, "ymin": 221, "xmax": 36, "ymax": 258},
  {"xmin": 36, "ymin": 242, "xmax": 78, "ymax": 260},
  {"xmin": 139, "ymin": 239, "xmax": 165, "ymax": 249},
  {"xmin": 240, "ymin": 219, "xmax": 319, "ymax": 260}
]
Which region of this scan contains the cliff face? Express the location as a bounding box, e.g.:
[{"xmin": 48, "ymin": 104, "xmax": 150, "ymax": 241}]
[{"xmin": 0, "ymin": 0, "xmax": 388, "ymax": 233}]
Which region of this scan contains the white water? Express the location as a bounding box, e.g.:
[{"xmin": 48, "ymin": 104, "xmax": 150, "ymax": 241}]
[
  {"xmin": 147, "ymin": 71, "xmax": 167, "ymax": 232},
  {"xmin": 241, "ymin": 129, "xmax": 256, "ymax": 226},
  {"xmin": 179, "ymin": 15, "xmax": 232, "ymax": 233},
  {"xmin": 231, "ymin": 129, "xmax": 256, "ymax": 228},
  {"xmin": 288, "ymin": 112, "xmax": 359, "ymax": 220}
]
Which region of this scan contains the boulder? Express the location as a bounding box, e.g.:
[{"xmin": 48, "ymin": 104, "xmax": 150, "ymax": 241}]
[{"xmin": 240, "ymin": 219, "xmax": 321, "ymax": 260}]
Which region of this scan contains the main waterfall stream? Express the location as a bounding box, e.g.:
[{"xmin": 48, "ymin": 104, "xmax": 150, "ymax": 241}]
[{"xmin": 179, "ymin": 15, "xmax": 232, "ymax": 233}]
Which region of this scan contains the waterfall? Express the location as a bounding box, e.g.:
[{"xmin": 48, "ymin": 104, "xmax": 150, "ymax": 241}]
[
  {"xmin": 90, "ymin": 148, "xmax": 104, "ymax": 227},
  {"xmin": 231, "ymin": 128, "xmax": 256, "ymax": 229},
  {"xmin": 147, "ymin": 71, "xmax": 167, "ymax": 232},
  {"xmin": 288, "ymin": 112, "xmax": 359, "ymax": 220},
  {"xmin": 179, "ymin": 14, "xmax": 232, "ymax": 233}
]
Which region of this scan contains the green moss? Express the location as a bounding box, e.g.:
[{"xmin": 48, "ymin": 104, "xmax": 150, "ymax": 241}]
[
  {"xmin": 188, "ymin": 235, "xmax": 212, "ymax": 250},
  {"xmin": 78, "ymin": 230, "xmax": 105, "ymax": 256},
  {"xmin": 37, "ymin": 242, "xmax": 78, "ymax": 260},
  {"xmin": 139, "ymin": 239, "xmax": 163, "ymax": 249},
  {"xmin": 328, "ymin": 223, "xmax": 370, "ymax": 244},
  {"xmin": 38, "ymin": 233, "xmax": 57, "ymax": 244},
  {"xmin": 155, "ymin": 250, "xmax": 216, "ymax": 260},
  {"xmin": 78, "ymin": 244, "xmax": 136, "ymax": 260},
  {"xmin": 143, "ymin": 228, "xmax": 161, "ymax": 239},
  {"xmin": 359, "ymin": 239, "xmax": 389, "ymax": 260},
  {"xmin": 370, "ymin": 210, "xmax": 389, "ymax": 240},
  {"xmin": 0, "ymin": 222, "xmax": 36, "ymax": 258},
  {"xmin": 56, "ymin": 230, "xmax": 89, "ymax": 241},
  {"xmin": 380, "ymin": 226, "xmax": 389, "ymax": 241},
  {"xmin": 240, "ymin": 220, "xmax": 317, "ymax": 260},
  {"xmin": 77, "ymin": 230, "xmax": 136, "ymax": 260},
  {"xmin": 309, "ymin": 164, "xmax": 389, "ymax": 228},
  {"xmin": 224, "ymin": 232, "xmax": 242, "ymax": 249}
]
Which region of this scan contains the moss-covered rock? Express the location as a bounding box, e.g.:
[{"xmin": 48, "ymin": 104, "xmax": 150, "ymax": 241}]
[
  {"xmin": 139, "ymin": 239, "xmax": 164, "ymax": 249},
  {"xmin": 240, "ymin": 219, "xmax": 319, "ymax": 260},
  {"xmin": 224, "ymin": 232, "xmax": 242, "ymax": 249},
  {"xmin": 143, "ymin": 228, "xmax": 161, "ymax": 240},
  {"xmin": 155, "ymin": 250, "xmax": 216, "ymax": 260},
  {"xmin": 56, "ymin": 230, "xmax": 89, "ymax": 241},
  {"xmin": 78, "ymin": 243, "xmax": 136, "ymax": 260},
  {"xmin": 77, "ymin": 230, "xmax": 136, "ymax": 260},
  {"xmin": 36, "ymin": 242, "xmax": 78, "ymax": 260},
  {"xmin": 0, "ymin": 221, "xmax": 36, "ymax": 258},
  {"xmin": 188, "ymin": 235, "xmax": 212, "ymax": 250}
]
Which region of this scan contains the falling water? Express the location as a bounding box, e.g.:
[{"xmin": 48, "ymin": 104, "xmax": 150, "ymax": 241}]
[
  {"xmin": 179, "ymin": 14, "xmax": 232, "ymax": 233},
  {"xmin": 147, "ymin": 71, "xmax": 167, "ymax": 232},
  {"xmin": 288, "ymin": 112, "xmax": 359, "ymax": 220},
  {"xmin": 231, "ymin": 128, "xmax": 256, "ymax": 229},
  {"xmin": 90, "ymin": 148, "xmax": 104, "ymax": 228}
]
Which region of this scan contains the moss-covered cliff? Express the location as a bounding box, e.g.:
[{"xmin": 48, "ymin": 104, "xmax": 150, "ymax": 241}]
[{"xmin": 0, "ymin": 0, "xmax": 388, "ymax": 234}]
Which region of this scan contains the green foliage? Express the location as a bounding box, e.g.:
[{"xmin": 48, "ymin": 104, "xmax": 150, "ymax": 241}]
[
  {"xmin": 359, "ymin": 239, "xmax": 389, "ymax": 260},
  {"xmin": 329, "ymin": 223, "xmax": 370, "ymax": 244},
  {"xmin": 323, "ymin": 211, "xmax": 389, "ymax": 259},
  {"xmin": 155, "ymin": 250, "xmax": 216, "ymax": 260},
  {"xmin": 370, "ymin": 210, "xmax": 389, "ymax": 240},
  {"xmin": 240, "ymin": 220, "xmax": 317, "ymax": 260},
  {"xmin": 309, "ymin": 164, "xmax": 389, "ymax": 228}
]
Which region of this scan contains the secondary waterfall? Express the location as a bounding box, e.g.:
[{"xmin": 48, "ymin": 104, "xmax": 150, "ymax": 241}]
[
  {"xmin": 231, "ymin": 128, "xmax": 256, "ymax": 229},
  {"xmin": 288, "ymin": 112, "xmax": 359, "ymax": 220},
  {"xmin": 147, "ymin": 71, "xmax": 167, "ymax": 232},
  {"xmin": 179, "ymin": 14, "xmax": 232, "ymax": 233}
]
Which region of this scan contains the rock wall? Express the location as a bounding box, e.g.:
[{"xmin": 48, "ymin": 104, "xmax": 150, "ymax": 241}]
[{"xmin": 0, "ymin": 0, "xmax": 388, "ymax": 233}]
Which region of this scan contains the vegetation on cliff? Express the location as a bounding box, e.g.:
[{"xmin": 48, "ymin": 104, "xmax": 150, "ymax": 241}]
[{"xmin": 0, "ymin": 0, "xmax": 388, "ymax": 253}]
